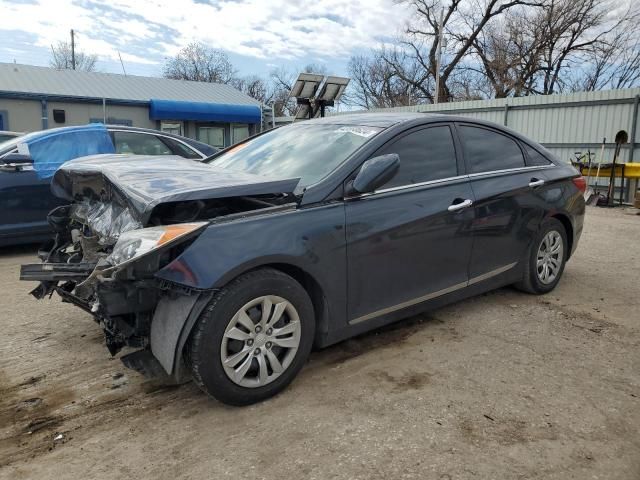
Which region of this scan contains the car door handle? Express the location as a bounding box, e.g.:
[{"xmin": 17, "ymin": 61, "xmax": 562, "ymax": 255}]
[
  {"xmin": 448, "ymin": 199, "xmax": 473, "ymax": 212},
  {"xmin": 529, "ymin": 178, "xmax": 545, "ymax": 188}
]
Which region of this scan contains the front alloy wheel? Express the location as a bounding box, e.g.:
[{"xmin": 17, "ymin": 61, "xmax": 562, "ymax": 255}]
[
  {"xmin": 187, "ymin": 268, "xmax": 315, "ymax": 406},
  {"xmin": 221, "ymin": 295, "xmax": 301, "ymax": 388}
]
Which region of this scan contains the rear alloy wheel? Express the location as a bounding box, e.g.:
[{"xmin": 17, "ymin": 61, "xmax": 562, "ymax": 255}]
[
  {"xmin": 536, "ymin": 230, "xmax": 564, "ymax": 285},
  {"xmin": 186, "ymin": 268, "xmax": 315, "ymax": 406},
  {"xmin": 515, "ymin": 217, "xmax": 568, "ymax": 294}
]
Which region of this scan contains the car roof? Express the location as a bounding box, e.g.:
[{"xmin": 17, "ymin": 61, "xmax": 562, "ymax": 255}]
[
  {"xmin": 0, "ymin": 124, "xmax": 216, "ymax": 156},
  {"xmin": 306, "ymin": 112, "xmax": 486, "ymax": 127},
  {"xmin": 305, "ymin": 112, "xmax": 546, "ymax": 148},
  {"xmin": 304, "ymin": 112, "xmax": 434, "ymax": 127}
]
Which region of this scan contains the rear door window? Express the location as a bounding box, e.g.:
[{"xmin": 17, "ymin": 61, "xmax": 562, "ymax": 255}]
[
  {"xmin": 112, "ymin": 131, "xmax": 173, "ymax": 155},
  {"xmin": 159, "ymin": 136, "xmax": 202, "ymax": 159},
  {"xmin": 377, "ymin": 125, "xmax": 458, "ymax": 188},
  {"xmin": 459, "ymin": 125, "xmax": 525, "ymax": 174}
]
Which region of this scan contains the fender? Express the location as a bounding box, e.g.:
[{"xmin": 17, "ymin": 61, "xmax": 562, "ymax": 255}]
[
  {"xmin": 150, "ymin": 291, "xmax": 213, "ymax": 376},
  {"xmin": 151, "ymin": 202, "xmax": 348, "ymax": 374}
]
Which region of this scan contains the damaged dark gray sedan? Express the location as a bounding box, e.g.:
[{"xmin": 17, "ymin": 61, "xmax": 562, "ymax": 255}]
[{"xmin": 21, "ymin": 113, "xmax": 585, "ymax": 405}]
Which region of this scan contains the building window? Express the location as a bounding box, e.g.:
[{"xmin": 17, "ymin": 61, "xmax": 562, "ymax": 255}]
[
  {"xmin": 232, "ymin": 124, "xmax": 249, "ymax": 144},
  {"xmin": 52, "ymin": 109, "xmax": 66, "ymax": 123},
  {"xmin": 198, "ymin": 126, "xmax": 225, "ymax": 148},
  {"xmin": 0, "ymin": 110, "xmax": 7, "ymax": 130},
  {"xmin": 161, "ymin": 122, "xmax": 182, "ymax": 136}
]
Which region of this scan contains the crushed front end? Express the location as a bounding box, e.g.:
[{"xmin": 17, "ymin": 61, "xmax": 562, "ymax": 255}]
[
  {"xmin": 21, "ymin": 200, "xmax": 208, "ymax": 371},
  {"xmin": 20, "ymin": 155, "xmax": 300, "ymax": 380}
]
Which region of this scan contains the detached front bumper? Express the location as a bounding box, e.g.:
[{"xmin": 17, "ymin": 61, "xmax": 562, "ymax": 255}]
[
  {"xmin": 20, "ymin": 257, "xmax": 211, "ymax": 382},
  {"xmin": 20, "ymin": 262, "xmax": 96, "ymax": 282}
]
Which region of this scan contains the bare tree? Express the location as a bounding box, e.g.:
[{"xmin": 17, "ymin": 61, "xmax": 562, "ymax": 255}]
[
  {"xmin": 345, "ymin": 52, "xmax": 424, "ymax": 108},
  {"xmin": 232, "ymin": 75, "xmax": 273, "ymax": 103},
  {"xmin": 470, "ymin": 10, "xmax": 543, "ymax": 97},
  {"xmin": 163, "ymin": 42, "xmax": 237, "ymax": 83},
  {"xmin": 383, "ymin": 0, "xmax": 542, "ymax": 103},
  {"xmin": 477, "ymin": 0, "xmax": 640, "ymax": 95},
  {"xmin": 568, "ymin": 4, "xmax": 640, "ymax": 91},
  {"xmin": 533, "ymin": 0, "xmax": 616, "ymax": 94},
  {"xmin": 50, "ymin": 40, "xmax": 97, "ymax": 72},
  {"xmin": 578, "ymin": 37, "xmax": 640, "ymax": 91}
]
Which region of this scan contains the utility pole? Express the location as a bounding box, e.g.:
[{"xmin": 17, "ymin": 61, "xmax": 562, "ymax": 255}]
[
  {"xmin": 70, "ymin": 29, "xmax": 76, "ymax": 70},
  {"xmin": 434, "ymin": 8, "xmax": 444, "ymax": 104},
  {"xmin": 117, "ymin": 50, "xmax": 127, "ymax": 76}
]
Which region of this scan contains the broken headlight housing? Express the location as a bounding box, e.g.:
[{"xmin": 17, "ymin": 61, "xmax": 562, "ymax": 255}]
[{"xmin": 106, "ymin": 222, "xmax": 207, "ymax": 267}]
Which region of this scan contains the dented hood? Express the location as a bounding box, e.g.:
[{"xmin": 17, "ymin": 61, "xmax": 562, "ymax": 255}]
[{"xmin": 51, "ymin": 154, "xmax": 300, "ymax": 224}]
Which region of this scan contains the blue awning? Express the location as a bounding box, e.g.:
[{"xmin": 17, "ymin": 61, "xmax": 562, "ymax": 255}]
[{"xmin": 149, "ymin": 99, "xmax": 261, "ymax": 124}]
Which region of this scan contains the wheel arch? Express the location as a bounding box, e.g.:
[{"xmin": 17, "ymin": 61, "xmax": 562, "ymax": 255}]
[
  {"xmin": 233, "ymin": 262, "xmax": 330, "ymax": 348},
  {"xmin": 549, "ymin": 213, "xmax": 574, "ymax": 259}
]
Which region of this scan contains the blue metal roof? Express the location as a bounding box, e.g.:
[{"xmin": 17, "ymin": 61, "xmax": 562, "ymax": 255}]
[{"xmin": 149, "ymin": 99, "xmax": 261, "ymax": 124}]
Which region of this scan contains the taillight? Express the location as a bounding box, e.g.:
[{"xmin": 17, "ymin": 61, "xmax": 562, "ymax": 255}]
[{"xmin": 572, "ymin": 176, "xmax": 587, "ymax": 193}]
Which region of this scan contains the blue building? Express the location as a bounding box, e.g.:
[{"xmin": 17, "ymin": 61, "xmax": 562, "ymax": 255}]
[{"xmin": 0, "ymin": 62, "xmax": 262, "ymax": 148}]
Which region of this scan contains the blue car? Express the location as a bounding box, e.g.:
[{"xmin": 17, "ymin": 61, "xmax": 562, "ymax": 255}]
[{"xmin": 0, "ymin": 124, "xmax": 216, "ymax": 246}]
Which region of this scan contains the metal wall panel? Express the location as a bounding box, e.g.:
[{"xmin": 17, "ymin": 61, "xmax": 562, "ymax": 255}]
[{"xmin": 336, "ymin": 88, "xmax": 640, "ymax": 167}]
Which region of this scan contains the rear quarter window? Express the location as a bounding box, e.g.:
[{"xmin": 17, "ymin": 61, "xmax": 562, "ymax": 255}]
[{"xmin": 524, "ymin": 144, "xmax": 552, "ymax": 166}]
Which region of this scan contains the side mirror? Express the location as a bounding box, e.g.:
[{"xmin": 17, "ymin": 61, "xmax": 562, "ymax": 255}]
[
  {"xmin": 347, "ymin": 154, "xmax": 400, "ymax": 195},
  {"xmin": 1, "ymin": 152, "xmax": 33, "ymax": 167}
]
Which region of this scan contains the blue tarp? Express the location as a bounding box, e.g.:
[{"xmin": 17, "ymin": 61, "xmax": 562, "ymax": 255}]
[
  {"xmin": 149, "ymin": 99, "xmax": 261, "ymax": 124},
  {"xmin": 24, "ymin": 124, "xmax": 115, "ymax": 179}
]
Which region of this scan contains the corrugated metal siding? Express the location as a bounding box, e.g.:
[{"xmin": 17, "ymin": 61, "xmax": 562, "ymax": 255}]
[
  {"xmin": 335, "ymin": 88, "xmax": 640, "ymax": 164},
  {"xmin": 0, "ymin": 63, "xmax": 260, "ymax": 106}
]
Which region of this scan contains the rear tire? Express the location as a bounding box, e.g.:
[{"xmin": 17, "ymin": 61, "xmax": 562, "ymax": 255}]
[
  {"xmin": 515, "ymin": 218, "xmax": 568, "ymax": 294},
  {"xmin": 186, "ymin": 268, "xmax": 315, "ymax": 406}
]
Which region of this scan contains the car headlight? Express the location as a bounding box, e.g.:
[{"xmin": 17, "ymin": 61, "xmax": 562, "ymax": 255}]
[{"xmin": 106, "ymin": 222, "xmax": 207, "ymax": 267}]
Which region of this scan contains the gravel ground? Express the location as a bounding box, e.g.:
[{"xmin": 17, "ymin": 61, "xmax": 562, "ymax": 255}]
[{"xmin": 0, "ymin": 206, "xmax": 639, "ymax": 480}]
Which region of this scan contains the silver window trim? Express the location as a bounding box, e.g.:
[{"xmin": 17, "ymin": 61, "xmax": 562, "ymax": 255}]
[
  {"xmin": 109, "ymin": 128, "xmax": 206, "ymax": 158},
  {"xmin": 349, "ymin": 262, "xmax": 518, "ymax": 325},
  {"xmin": 346, "ymin": 164, "xmax": 555, "ymax": 200},
  {"xmin": 466, "ymin": 164, "xmax": 554, "ymax": 179}
]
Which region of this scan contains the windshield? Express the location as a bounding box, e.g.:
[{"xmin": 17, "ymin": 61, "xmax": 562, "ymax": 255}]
[{"xmin": 208, "ymin": 123, "xmax": 382, "ymax": 187}]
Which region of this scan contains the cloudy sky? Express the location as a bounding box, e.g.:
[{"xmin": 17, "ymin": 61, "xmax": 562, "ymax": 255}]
[{"xmin": 0, "ymin": 0, "xmax": 412, "ymax": 78}]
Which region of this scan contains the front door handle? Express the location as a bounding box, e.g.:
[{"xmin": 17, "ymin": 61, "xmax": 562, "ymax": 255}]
[
  {"xmin": 448, "ymin": 199, "xmax": 473, "ymax": 212},
  {"xmin": 529, "ymin": 178, "xmax": 545, "ymax": 188}
]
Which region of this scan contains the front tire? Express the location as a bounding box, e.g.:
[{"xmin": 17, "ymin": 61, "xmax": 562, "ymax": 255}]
[
  {"xmin": 515, "ymin": 218, "xmax": 568, "ymax": 294},
  {"xmin": 186, "ymin": 268, "xmax": 315, "ymax": 406}
]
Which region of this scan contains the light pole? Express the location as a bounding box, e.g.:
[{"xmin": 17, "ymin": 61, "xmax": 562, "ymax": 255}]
[{"xmin": 434, "ymin": 8, "xmax": 444, "ymax": 104}]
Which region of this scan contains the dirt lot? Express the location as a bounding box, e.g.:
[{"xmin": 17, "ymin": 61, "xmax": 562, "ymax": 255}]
[{"xmin": 1, "ymin": 206, "xmax": 639, "ymax": 480}]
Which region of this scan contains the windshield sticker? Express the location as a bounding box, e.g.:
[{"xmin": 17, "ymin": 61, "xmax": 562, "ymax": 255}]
[{"xmin": 336, "ymin": 126, "xmax": 379, "ymax": 138}]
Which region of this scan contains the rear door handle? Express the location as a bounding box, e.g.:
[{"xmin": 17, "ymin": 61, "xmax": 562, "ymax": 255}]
[
  {"xmin": 529, "ymin": 178, "xmax": 545, "ymax": 188},
  {"xmin": 448, "ymin": 199, "xmax": 473, "ymax": 212}
]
